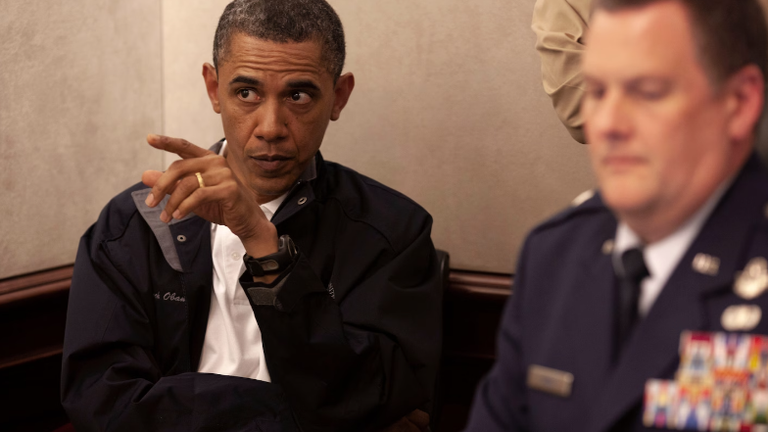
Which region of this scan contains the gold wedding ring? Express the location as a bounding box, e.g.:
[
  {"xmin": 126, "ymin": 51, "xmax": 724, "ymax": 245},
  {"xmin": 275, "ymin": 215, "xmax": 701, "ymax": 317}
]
[{"xmin": 195, "ymin": 172, "xmax": 205, "ymax": 189}]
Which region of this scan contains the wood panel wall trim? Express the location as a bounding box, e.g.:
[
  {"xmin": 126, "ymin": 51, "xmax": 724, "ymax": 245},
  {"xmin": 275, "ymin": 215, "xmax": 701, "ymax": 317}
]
[
  {"xmin": 0, "ymin": 347, "xmax": 64, "ymax": 370},
  {"xmin": 448, "ymin": 270, "xmax": 513, "ymax": 300},
  {"xmin": 0, "ymin": 265, "xmax": 513, "ymax": 305},
  {"xmin": 0, "ymin": 265, "xmax": 74, "ymax": 305}
]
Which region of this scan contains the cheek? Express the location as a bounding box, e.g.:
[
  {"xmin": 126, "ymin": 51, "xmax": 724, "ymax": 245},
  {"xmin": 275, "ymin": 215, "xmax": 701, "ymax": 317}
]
[{"xmin": 290, "ymin": 110, "xmax": 330, "ymax": 153}]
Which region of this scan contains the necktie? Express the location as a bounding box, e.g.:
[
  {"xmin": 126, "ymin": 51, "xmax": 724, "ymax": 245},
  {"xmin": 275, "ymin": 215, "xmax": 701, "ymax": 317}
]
[{"xmin": 617, "ymin": 248, "xmax": 650, "ymax": 351}]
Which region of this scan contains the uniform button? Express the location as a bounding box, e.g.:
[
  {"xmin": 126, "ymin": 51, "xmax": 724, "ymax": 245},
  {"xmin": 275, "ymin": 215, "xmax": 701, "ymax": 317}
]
[
  {"xmin": 176, "ymin": 235, "xmax": 187, "ymax": 242},
  {"xmin": 231, "ymin": 252, "xmax": 240, "ymax": 261},
  {"xmin": 298, "ymin": 197, "xmax": 307, "ymax": 205}
]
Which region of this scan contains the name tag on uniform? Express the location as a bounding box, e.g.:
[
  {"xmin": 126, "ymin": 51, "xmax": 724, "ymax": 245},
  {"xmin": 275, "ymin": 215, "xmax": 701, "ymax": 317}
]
[{"xmin": 527, "ymin": 364, "xmax": 574, "ymax": 398}]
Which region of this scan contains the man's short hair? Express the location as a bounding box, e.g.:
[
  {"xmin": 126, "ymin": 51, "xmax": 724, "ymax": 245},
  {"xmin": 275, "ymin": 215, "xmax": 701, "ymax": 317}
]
[
  {"xmin": 213, "ymin": 0, "xmax": 346, "ymax": 79},
  {"xmin": 592, "ymin": 0, "xmax": 768, "ymax": 86}
]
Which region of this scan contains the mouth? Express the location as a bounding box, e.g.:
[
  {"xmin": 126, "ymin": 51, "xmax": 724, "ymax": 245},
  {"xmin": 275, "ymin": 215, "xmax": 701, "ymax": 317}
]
[
  {"xmin": 602, "ymin": 155, "xmax": 646, "ymax": 170},
  {"xmin": 249, "ymin": 154, "xmax": 294, "ymax": 173}
]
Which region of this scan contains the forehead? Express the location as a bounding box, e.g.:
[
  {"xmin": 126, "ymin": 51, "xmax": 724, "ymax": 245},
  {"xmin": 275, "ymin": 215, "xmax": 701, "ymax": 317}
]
[
  {"xmin": 583, "ymin": 1, "xmax": 702, "ymax": 80},
  {"xmin": 219, "ymin": 33, "xmax": 330, "ymax": 82}
]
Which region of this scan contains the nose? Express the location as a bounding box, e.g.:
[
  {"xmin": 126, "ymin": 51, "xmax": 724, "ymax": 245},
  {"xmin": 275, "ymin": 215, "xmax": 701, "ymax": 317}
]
[
  {"xmin": 254, "ymin": 99, "xmax": 289, "ymax": 144},
  {"xmin": 585, "ymin": 90, "xmax": 632, "ymax": 146}
]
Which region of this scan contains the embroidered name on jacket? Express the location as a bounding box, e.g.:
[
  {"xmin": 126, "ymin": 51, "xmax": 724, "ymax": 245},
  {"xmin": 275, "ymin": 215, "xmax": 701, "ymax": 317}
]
[{"xmin": 154, "ymin": 292, "xmax": 186, "ymax": 302}]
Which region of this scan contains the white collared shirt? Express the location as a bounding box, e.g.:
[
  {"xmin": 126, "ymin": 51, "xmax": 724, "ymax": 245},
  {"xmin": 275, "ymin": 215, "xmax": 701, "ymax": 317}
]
[
  {"xmin": 197, "ymin": 141, "xmax": 287, "ymax": 380},
  {"xmin": 613, "ymin": 180, "xmax": 732, "ymax": 317}
]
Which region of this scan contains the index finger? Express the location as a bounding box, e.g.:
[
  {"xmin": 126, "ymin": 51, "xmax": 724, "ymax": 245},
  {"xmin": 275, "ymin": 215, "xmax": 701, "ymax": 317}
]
[{"xmin": 147, "ymin": 134, "xmax": 214, "ymax": 160}]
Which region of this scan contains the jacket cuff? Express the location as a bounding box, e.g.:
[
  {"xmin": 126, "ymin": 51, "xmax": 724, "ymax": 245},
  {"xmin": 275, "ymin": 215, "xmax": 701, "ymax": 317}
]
[
  {"xmin": 240, "ymin": 253, "xmax": 328, "ymax": 311},
  {"xmin": 239, "ymin": 258, "xmax": 296, "ymax": 309}
]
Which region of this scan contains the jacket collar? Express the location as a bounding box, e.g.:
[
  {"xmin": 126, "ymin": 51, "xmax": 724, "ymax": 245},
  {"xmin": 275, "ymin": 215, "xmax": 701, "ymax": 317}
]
[
  {"xmin": 271, "ymin": 151, "xmax": 323, "ymax": 226},
  {"xmin": 210, "ymin": 137, "xmax": 322, "ymax": 226},
  {"xmin": 590, "ymin": 153, "xmax": 768, "ymax": 431}
]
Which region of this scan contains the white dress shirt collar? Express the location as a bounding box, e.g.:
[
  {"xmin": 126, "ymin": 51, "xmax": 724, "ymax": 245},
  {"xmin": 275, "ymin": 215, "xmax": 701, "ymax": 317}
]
[{"xmin": 613, "ymin": 177, "xmax": 733, "ymax": 316}]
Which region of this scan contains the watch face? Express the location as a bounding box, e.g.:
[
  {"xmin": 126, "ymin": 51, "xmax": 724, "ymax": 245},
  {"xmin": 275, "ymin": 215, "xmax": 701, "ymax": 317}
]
[{"xmin": 260, "ymin": 259, "xmax": 280, "ymax": 272}]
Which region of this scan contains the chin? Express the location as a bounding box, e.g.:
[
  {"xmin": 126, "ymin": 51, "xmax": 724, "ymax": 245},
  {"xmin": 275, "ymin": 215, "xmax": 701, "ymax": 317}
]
[
  {"xmin": 600, "ymin": 183, "xmax": 653, "ymax": 216},
  {"xmin": 251, "ymin": 178, "xmax": 294, "ymax": 198}
]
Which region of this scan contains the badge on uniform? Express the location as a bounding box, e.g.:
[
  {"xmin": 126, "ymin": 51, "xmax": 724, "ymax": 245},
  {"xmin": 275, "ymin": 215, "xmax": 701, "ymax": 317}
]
[
  {"xmin": 734, "ymin": 257, "xmax": 768, "ymax": 300},
  {"xmin": 643, "ymin": 331, "xmax": 768, "ymax": 430}
]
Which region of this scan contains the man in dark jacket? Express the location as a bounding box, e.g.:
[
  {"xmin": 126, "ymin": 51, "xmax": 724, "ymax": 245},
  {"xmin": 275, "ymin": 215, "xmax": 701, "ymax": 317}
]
[
  {"xmin": 465, "ymin": 0, "xmax": 768, "ymax": 430},
  {"xmin": 61, "ymin": 1, "xmax": 441, "ymax": 431}
]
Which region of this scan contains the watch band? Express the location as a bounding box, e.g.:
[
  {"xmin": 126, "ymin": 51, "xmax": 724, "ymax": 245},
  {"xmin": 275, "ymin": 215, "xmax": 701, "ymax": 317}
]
[{"xmin": 243, "ymin": 235, "xmax": 298, "ymax": 276}]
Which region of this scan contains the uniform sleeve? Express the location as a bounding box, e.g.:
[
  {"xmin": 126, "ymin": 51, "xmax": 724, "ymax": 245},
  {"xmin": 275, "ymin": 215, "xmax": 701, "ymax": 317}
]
[
  {"xmin": 531, "ymin": 0, "xmax": 592, "ymax": 144},
  {"xmin": 462, "ymin": 237, "xmax": 533, "ymax": 432},
  {"xmin": 61, "ymin": 226, "xmax": 295, "ymax": 432},
  {"xmin": 242, "ymin": 220, "xmax": 441, "ymax": 432}
]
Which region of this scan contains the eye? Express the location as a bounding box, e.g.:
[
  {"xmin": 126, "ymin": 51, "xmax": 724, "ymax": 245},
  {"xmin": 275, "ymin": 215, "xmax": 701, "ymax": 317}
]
[
  {"xmin": 637, "ymin": 89, "xmax": 667, "ymax": 101},
  {"xmin": 237, "ymin": 88, "xmax": 260, "ymax": 102},
  {"xmin": 585, "ymin": 86, "xmax": 606, "ymax": 100},
  {"xmin": 288, "ymin": 91, "xmax": 312, "ymax": 105},
  {"xmin": 630, "ymin": 81, "xmax": 671, "ymax": 101}
]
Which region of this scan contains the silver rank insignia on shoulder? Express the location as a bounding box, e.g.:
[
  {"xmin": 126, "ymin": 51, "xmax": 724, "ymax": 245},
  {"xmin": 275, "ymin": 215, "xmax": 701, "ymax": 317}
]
[
  {"xmin": 721, "ymin": 304, "xmax": 762, "ymax": 331},
  {"xmin": 526, "ymin": 364, "xmax": 574, "ymax": 398},
  {"xmin": 602, "ymin": 239, "xmax": 614, "ymax": 255},
  {"xmin": 692, "ymin": 253, "xmax": 720, "ymax": 276},
  {"xmin": 571, "ymin": 189, "xmax": 595, "ymax": 207},
  {"xmin": 734, "ymin": 257, "xmax": 768, "ymax": 300}
]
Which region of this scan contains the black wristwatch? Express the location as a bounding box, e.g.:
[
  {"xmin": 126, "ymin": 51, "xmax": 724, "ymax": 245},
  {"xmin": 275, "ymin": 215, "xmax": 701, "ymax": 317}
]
[{"xmin": 243, "ymin": 235, "xmax": 298, "ymax": 277}]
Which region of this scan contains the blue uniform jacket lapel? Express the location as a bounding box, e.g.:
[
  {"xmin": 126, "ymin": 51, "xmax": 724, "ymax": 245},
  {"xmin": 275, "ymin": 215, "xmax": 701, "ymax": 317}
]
[
  {"xmin": 590, "ymin": 154, "xmax": 768, "ymax": 432},
  {"xmin": 523, "ymin": 209, "xmax": 618, "ymax": 431}
]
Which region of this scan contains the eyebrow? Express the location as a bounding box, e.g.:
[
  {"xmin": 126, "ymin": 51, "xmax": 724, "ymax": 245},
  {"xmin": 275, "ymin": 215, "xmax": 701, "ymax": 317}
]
[
  {"xmin": 229, "ymin": 76, "xmax": 262, "ymax": 87},
  {"xmin": 286, "ymin": 80, "xmax": 321, "ymax": 92},
  {"xmin": 228, "ymin": 76, "xmax": 321, "ymax": 92},
  {"xmin": 583, "ymin": 74, "xmax": 671, "ymax": 86}
]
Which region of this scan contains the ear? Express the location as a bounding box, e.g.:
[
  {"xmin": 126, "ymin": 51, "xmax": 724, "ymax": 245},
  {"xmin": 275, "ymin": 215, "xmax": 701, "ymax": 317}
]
[
  {"xmin": 203, "ymin": 63, "xmax": 222, "ymax": 114},
  {"xmin": 330, "ymin": 72, "xmax": 355, "ymax": 121},
  {"xmin": 724, "ymin": 64, "xmax": 764, "ymax": 143}
]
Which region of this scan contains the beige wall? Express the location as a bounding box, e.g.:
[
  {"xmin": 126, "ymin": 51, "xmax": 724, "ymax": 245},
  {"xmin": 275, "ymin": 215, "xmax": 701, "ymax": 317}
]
[
  {"xmin": 1, "ymin": 0, "xmax": 594, "ymax": 279},
  {"xmin": 0, "ymin": 0, "xmax": 163, "ymax": 279},
  {"xmin": 162, "ymin": 1, "xmax": 228, "ymax": 149},
  {"xmin": 325, "ymin": 0, "xmax": 594, "ymax": 272}
]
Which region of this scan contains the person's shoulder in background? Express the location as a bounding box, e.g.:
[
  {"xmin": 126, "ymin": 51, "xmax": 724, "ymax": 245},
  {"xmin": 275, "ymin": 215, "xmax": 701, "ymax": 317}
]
[{"xmin": 531, "ymin": 0, "xmax": 592, "ymax": 144}]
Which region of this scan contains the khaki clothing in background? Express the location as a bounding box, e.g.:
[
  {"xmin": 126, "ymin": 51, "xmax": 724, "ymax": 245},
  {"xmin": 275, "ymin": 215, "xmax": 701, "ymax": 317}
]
[{"xmin": 532, "ymin": 0, "xmax": 591, "ymax": 144}]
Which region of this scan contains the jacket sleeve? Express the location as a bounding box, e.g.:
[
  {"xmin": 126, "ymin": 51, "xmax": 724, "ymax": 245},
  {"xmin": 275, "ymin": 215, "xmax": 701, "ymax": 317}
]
[
  {"xmin": 531, "ymin": 0, "xmax": 592, "ymax": 144},
  {"xmin": 463, "ymin": 237, "xmax": 532, "ymax": 432},
  {"xmin": 243, "ymin": 219, "xmax": 441, "ymax": 432},
  {"xmin": 61, "ymin": 225, "xmax": 296, "ymax": 432}
]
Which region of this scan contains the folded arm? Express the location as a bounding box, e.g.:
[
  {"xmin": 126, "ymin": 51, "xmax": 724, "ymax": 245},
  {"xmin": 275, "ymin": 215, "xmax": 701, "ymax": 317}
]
[{"xmin": 245, "ymin": 225, "xmax": 442, "ymax": 432}]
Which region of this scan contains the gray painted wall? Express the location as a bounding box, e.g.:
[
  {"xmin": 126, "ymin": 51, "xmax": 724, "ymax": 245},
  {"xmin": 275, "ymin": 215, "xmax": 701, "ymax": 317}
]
[{"xmin": 1, "ymin": 0, "xmax": 163, "ymax": 278}]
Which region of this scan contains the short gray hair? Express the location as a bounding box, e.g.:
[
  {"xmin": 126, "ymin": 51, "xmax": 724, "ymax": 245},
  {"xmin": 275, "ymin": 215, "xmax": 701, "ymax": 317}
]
[{"xmin": 213, "ymin": 0, "xmax": 346, "ymax": 79}]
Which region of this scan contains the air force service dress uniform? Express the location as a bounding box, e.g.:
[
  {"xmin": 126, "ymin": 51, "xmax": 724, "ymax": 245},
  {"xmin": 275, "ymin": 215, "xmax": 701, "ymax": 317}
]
[{"xmin": 464, "ymin": 154, "xmax": 768, "ymax": 431}]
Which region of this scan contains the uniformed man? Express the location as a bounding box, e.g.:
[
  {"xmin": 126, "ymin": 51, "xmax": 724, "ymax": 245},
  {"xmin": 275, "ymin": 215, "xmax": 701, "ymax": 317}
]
[{"xmin": 468, "ymin": 0, "xmax": 768, "ymax": 430}]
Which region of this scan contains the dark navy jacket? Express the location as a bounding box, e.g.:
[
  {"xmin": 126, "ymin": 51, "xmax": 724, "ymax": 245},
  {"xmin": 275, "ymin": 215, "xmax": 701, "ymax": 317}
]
[
  {"xmin": 61, "ymin": 151, "xmax": 441, "ymax": 432},
  {"xmin": 465, "ymin": 154, "xmax": 768, "ymax": 431}
]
